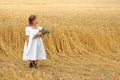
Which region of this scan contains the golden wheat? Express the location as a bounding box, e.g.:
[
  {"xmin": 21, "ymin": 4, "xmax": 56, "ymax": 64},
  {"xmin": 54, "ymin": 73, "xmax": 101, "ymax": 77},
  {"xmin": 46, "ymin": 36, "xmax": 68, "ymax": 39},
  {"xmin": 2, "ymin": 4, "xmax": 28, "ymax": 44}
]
[{"xmin": 0, "ymin": 0, "xmax": 120, "ymax": 80}]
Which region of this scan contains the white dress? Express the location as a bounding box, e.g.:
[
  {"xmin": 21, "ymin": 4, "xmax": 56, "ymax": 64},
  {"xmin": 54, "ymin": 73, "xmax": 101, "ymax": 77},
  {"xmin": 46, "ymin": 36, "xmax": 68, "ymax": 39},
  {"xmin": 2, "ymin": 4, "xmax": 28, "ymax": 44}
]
[{"xmin": 23, "ymin": 26, "xmax": 46, "ymax": 60}]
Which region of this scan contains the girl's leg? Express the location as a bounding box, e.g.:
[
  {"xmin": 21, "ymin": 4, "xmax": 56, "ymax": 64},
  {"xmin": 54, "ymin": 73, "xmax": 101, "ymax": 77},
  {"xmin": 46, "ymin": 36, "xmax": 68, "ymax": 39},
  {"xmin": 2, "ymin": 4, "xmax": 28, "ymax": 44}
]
[
  {"xmin": 33, "ymin": 60, "xmax": 38, "ymax": 64},
  {"xmin": 30, "ymin": 60, "xmax": 32, "ymax": 63},
  {"xmin": 33, "ymin": 60, "xmax": 37, "ymax": 68},
  {"xmin": 29, "ymin": 60, "xmax": 33, "ymax": 68},
  {"xmin": 35, "ymin": 60, "xmax": 38, "ymax": 63}
]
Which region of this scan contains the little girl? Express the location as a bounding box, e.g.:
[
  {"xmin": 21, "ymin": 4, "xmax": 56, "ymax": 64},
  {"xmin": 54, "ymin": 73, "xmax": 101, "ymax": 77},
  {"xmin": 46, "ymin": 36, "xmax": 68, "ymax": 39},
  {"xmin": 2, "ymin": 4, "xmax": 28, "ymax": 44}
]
[{"xmin": 23, "ymin": 15, "xmax": 46, "ymax": 68}]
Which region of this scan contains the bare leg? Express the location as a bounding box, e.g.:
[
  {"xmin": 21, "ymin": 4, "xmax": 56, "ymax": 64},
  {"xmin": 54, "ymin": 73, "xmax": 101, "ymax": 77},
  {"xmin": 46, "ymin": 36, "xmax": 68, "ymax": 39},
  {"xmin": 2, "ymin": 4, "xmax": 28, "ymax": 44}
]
[
  {"xmin": 33, "ymin": 60, "xmax": 37, "ymax": 68},
  {"xmin": 30, "ymin": 60, "xmax": 32, "ymax": 63},
  {"xmin": 35, "ymin": 60, "xmax": 38, "ymax": 63},
  {"xmin": 29, "ymin": 60, "xmax": 33, "ymax": 68}
]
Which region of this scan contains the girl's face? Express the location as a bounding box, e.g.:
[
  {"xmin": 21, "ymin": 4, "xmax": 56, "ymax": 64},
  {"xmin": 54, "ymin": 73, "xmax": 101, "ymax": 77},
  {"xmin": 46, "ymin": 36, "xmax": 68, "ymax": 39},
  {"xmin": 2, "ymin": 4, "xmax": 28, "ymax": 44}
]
[{"xmin": 33, "ymin": 17, "xmax": 38, "ymax": 25}]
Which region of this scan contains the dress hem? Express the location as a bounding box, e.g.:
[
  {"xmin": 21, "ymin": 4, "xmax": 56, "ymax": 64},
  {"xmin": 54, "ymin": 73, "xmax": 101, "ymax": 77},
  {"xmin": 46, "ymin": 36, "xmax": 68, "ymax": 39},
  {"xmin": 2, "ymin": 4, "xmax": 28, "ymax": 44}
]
[{"xmin": 23, "ymin": 58, "xmax": 47, "ymax": 61}]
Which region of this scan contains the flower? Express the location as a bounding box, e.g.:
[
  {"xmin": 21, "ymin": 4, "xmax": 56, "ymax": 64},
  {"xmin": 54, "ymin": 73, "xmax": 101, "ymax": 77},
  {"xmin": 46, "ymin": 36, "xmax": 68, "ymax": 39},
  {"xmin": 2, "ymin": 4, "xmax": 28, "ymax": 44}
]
[{"xmin": 33, "ymin": 28, "xmax": 51, "ymax": 39}]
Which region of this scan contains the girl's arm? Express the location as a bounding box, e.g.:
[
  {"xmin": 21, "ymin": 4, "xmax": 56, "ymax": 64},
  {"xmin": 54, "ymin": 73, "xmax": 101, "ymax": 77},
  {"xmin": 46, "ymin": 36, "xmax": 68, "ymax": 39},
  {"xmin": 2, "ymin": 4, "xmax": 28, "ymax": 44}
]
[
  {"xmin": 26, "ymin": 36, "xmax": 29, "ymax": 47},
  {"xmin": 25, "ymin": 27, "xmax": 30, "ymax": 47},
  {"xmin": 37, "ymin": 32, "xmax": 42, "ymax": 37}
]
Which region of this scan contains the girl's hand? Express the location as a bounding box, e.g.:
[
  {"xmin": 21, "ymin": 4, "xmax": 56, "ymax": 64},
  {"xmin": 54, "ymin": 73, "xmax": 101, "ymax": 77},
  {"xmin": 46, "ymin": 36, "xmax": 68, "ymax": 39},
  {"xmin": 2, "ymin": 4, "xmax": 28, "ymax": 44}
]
[{"xmin": 37, "ymin": 32, "xmax": 42, "ymax": 37}]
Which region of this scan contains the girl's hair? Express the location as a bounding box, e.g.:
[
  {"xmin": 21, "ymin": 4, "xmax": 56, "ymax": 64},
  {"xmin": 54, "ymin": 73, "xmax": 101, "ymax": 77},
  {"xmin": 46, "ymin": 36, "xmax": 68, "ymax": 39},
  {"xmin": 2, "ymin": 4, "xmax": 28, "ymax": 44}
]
[{"xmin": 28, "ymin": 15, "xmax": 37, "ymax": 25}]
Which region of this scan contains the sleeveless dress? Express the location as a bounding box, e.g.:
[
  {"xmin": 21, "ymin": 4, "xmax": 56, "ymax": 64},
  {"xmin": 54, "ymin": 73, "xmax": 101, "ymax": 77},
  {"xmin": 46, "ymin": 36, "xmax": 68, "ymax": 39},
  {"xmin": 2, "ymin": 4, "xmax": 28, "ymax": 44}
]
[{"xmin": 23, "ymin": 26, "xmax": 46, "ymax": 60}]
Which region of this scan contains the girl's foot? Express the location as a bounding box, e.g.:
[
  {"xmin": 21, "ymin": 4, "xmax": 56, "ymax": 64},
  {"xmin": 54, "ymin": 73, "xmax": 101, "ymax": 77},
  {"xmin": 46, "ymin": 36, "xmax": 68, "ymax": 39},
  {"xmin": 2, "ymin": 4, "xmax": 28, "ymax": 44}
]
[
  {"xmin": 29, "ymin": 62, "xmax": 33, "ymax": 68},
  {"xmin": 33, "ymin": 61, "xmax": 37, "ymax": 68}
]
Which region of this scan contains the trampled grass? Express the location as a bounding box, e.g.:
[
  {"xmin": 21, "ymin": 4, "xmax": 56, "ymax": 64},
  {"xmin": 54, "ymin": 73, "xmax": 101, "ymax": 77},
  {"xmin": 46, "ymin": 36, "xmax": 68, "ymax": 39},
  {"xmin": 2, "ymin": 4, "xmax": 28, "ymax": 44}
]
[{"xmin": 0, "ymin": 0, "xmax": 120, "ymax": 80}]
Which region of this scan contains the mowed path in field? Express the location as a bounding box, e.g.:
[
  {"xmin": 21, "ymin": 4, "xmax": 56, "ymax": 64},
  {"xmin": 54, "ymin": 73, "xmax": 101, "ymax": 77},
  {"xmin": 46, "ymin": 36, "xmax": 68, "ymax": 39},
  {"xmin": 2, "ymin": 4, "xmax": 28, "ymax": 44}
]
[{"xmin": 0, "ymin": 0, "xmax": 120, "ymax": 80}]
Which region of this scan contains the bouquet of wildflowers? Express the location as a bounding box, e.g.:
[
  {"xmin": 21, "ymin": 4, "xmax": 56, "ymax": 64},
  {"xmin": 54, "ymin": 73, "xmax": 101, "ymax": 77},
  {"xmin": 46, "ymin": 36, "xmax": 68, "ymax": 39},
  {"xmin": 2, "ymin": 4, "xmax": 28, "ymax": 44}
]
[{"xmin": 33, "ymin": 28, "xmax": 51, "ymax": 39}]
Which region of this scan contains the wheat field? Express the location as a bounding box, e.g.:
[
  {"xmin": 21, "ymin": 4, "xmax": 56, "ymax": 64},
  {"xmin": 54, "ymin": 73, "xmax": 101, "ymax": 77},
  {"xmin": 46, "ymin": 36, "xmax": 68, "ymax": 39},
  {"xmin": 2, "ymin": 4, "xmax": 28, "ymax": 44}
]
[{"xmin": 0, "ymin": 0, "xmax": 120, "ymax": 80}]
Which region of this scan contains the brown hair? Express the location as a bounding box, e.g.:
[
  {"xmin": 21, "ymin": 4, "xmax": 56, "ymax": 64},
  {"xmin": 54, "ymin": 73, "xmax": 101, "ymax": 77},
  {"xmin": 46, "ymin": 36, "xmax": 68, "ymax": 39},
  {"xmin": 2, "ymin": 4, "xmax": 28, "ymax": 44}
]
[{"xmin": 28, "ymin": 15, "xmax": 37, "ymax": 25}]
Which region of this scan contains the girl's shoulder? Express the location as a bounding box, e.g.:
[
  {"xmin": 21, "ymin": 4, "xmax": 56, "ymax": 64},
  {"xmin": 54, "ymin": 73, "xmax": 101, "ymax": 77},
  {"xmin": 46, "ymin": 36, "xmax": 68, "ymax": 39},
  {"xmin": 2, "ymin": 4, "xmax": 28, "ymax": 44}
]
[{"xmin": 25, "ymin": 26, "xmax": 31, "ymax": 31}]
